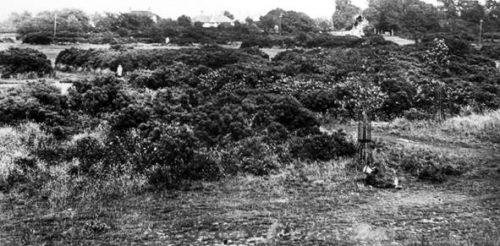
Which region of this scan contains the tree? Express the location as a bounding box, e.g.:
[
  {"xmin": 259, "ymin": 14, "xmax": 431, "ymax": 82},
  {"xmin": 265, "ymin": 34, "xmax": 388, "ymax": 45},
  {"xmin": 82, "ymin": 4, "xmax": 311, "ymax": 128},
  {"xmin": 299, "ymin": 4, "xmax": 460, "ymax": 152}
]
[
  {"xmin": 258, "ymin": 8, "xmax": 317, "ymax": 34},
  {"xmin": 223, "ymin": 10, "xmax": 235, "ymax": 20},
  {"xmin": 58, "ymin": 9, "xmax": 92, "ymax": 33},
  {"xmin": 459, "ymin": 0, "xmax": 486, "ymax": 24},
  {"xmin": 363, "ymin": 0, "xmax": 403, "ymax": 33},
  {"xmin": 438, "ymin": 0, "xmax": 459, "ymax": 31},
  {"xmin": 315, "ymin": 18, "xmax": 333, "ymax": 32},
  {"xmin": 92, "ymin": 12, "xmax": 119, "ymax": 32},
  {"xmin": 364, "ymin": 0, "xmax": 440, "ymax": 36},
  {"xmin": 7, "ymin": 11, "xmax": 32, "ymax": 29},
  {"xmin": 401, "ymin": 1, "xmax": 440, "ymax": 41},
  {"xmin": 245, "ymin": 17, "xmax": 254, "ymax": 25},
  {"xmin": 484, "ymin": 0, "xmax": 500, "ymax": 32},
  {"xmin": 16, "ymin": 9, "xmax": 91, "ymax": 35},
  {"xmin": 177, "ymin": 15, "xmax": 192, "ymax": 27},
  {"xmin": 332, "ymin": 0, "xmax": 361, "ymax": 30}
]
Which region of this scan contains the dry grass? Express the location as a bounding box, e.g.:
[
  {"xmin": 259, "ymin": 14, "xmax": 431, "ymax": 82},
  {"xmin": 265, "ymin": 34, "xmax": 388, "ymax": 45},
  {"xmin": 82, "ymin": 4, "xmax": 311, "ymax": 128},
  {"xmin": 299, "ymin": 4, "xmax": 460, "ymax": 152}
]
[
  {"xmin": 380, "ymin": 109, "xmax": 500, "ymax": 146},
  {"xmin": 441, "ymin": 109, "xmax": 500, "ymax": 142},
  {"xmin": 0, "ymin": 123, "xmax": 48, "ymax": 182}
]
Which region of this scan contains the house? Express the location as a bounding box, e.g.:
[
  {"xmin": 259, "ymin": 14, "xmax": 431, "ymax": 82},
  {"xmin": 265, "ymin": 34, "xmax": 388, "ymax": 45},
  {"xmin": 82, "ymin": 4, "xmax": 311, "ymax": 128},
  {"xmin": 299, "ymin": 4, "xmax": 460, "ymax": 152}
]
[
  {"xmin": 192, "ymin": 13, "xmax": 234, "ymax": 28},
  {"xmin": 129, "ymin": 10, "xmax": 159, "ymax": 23}
]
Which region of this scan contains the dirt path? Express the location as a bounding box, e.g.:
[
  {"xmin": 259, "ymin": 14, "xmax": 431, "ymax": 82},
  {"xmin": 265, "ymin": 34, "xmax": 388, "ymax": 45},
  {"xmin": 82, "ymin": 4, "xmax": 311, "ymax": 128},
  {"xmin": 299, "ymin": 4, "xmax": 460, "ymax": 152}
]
[{"xmin": 382, "ymin": 35, "xmax": 416, "ymax": 46}]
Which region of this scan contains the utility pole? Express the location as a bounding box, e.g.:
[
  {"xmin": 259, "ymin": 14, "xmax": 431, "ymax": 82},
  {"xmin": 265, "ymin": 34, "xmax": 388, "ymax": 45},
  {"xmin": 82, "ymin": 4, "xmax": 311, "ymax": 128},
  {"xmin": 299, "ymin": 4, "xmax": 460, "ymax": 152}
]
[
  {"xmin": 53, "ymin": 13, "xmax": 57, "ymax": 41},
  {"xmin": 479, "ymin": 19, "xmax": 483, "ymax": 47},
  {"xmin": 279, "ymin": 13, "xmax": 283, "ymax": 36}
]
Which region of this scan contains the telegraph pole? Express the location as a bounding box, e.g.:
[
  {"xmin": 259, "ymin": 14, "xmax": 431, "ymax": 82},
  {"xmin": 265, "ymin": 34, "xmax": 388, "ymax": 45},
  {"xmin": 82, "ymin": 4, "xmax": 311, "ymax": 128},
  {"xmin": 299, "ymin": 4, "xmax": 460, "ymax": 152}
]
[
  {"xmin": 279, "ymin": 13, "xmax": 283, "ymax": 36},
  {"xmin": 479, "ymin": 19, "xmax": 483, "ymax": 47},
  {"xmin": 53, "ymin": 13, "xmax": 57, "ymax": 41}
]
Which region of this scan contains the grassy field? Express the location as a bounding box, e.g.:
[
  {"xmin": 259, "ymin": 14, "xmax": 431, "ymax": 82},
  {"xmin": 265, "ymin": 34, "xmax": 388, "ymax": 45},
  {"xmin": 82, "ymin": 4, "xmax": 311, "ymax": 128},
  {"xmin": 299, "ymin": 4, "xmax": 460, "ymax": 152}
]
[{"xmin": 0, "ymin": 112, "xmax": 498, "ymax": 245}]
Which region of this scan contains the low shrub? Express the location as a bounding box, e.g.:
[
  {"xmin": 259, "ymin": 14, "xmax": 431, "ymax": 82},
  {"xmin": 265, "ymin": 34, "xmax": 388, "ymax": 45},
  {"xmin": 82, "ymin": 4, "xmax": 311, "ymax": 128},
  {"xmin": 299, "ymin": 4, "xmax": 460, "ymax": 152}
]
[
  {"xmin": 0, "ymin": 82, "xmax": 68, "ymax": 125},
  {"xmin": 383, "ymin": 145, "xmax": 467, "ymax": 183},
  {"xmin": 228, "ymin": 136, "xmax": 281, "ymax": 176},
  {"xmin": 270, "ymin": 96, "xmax": 319, "ymax": 131},
  {"xmin": 403, "ymin": 108, "xmax": 433, "ymax": 121},
  {"xmin": 305, "ymin": 34, "xmax": 363, "ymax": 48},
  {"xmin": 129, "ymin": 63, "xmax": 202, "ymax": 89},
  {"xmin": 290, "ymin": 131, "xmax": 356, "ymax": 161},
  {"xmin": 67, "ymin": 76, "xmax": 131, "ymax": 116}
]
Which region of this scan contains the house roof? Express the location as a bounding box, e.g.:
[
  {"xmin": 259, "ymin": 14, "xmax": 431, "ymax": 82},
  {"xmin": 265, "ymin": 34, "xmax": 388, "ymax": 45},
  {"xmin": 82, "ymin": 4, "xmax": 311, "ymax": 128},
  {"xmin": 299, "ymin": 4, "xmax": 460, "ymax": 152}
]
[{"xmin": 192, "ymin": 14, "xmax": 233, "ymax": 23}]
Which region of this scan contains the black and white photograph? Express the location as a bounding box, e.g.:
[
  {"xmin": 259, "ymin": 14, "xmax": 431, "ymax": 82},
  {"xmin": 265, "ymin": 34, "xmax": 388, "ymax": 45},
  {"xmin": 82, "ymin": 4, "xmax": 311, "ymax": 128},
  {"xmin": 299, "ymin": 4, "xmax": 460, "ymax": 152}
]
[{"xmin": 0, "ymin": 0, "xmax": 499, "ymax": 245}]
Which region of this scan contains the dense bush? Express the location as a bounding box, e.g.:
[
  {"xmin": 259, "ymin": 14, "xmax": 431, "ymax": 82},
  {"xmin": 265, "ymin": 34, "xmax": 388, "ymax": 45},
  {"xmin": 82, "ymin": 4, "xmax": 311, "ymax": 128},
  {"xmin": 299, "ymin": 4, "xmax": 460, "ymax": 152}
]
[
  {"xmin": 305, "ymin": 34, "xmax": 363, "ymax": 48},
  {"xmin": 129, "ymin": 63, "xmax": 202, "ymax": 89},
  {"xmin": 0, "ymin": 48, "xmax": 53, "ymax": 78},
  {"xmin": 0, "ymin": 82, "xmax": 68, "ymax": 125},
  {"xmin": 386, "ymin": 147, "xmax": 466, "ymax": 183},
  {"xmin": 22, "ymin": 32, "xmax": 53, "ymax": 45},
  {"xmin": 56, "ymin": 45, "xmax": 268, "ymax": 72},
  {"xmin": 67, "ymin": 76, "xmax": 131, "ymax": 116},
  {"xmin": 422, "ymin": 33, "xmax": 473, "ymax": 56},
  {"xmin": 480, "ymin": 45, "xmax": 500, "ymax": 59},
  {"xmin": 290, "ymin": 131, "xmax": 356, "ymax": 161}
]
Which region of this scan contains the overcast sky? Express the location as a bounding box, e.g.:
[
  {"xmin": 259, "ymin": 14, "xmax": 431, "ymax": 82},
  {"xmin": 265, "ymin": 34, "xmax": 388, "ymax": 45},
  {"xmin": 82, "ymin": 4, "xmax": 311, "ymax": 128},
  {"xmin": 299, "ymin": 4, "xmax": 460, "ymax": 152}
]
[{"xmin": 0, "ymin": 0, "xmax": 441, "ymax": 22}]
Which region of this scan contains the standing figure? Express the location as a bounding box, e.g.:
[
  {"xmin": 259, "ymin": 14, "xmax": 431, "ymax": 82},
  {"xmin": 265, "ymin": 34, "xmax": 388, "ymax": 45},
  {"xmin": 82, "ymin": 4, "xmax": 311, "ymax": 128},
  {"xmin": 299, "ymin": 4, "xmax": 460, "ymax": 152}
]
[{"xmin": 117, "ymin": 64, "xmax": 123, "ymax": 77}]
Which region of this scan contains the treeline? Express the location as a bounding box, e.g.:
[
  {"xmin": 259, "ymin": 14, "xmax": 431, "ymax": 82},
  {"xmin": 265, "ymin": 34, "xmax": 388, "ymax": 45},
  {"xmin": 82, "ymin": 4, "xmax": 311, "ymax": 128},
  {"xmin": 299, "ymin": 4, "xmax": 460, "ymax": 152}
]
[
  {"xmin": 2, "ymin": 8, "xmax": 334, "ymax": 45},
  {"xmin": 334, "ymin": 0, "xmax": 500, "ymax": 41}
]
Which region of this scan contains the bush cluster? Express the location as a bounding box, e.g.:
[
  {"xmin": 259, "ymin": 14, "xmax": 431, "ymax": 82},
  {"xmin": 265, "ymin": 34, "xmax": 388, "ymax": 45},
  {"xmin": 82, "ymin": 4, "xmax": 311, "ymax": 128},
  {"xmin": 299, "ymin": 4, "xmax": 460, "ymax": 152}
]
[
  {"xmin": 240, "ymin": 34, "xmax": 395, "ymax": 49},
  {"xmin": 56, "ymin": 45, "xmax": 268, "ymax": 72},
  {"xmin": 0, "ymin": 48, "xmax": 53, "ymax": 78}
]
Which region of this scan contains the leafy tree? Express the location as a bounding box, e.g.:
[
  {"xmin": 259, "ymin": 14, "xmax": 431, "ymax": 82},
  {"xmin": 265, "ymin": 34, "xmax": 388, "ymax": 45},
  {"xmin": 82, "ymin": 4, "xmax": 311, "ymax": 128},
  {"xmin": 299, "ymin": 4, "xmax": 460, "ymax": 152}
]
[
  {"xmin": 332, "ymin": 0, "xmax": 361, "ymax": 30},
  {"xmin": 400, "ymin": 1, "xmax": 440, "ymax": 41},
  {"xmin": 258, "ymin": 8, "xmax": 317, "ymax": 33},
  {"xmin": 6, "ymin": 11, "xmax": 32, "ymax": 29},
  {"xmin": 177, "ymin": 15, "xmax": 192, "ymax": 27},
  {"xmin": 16, "ymin": 9, "xmax": 91, "ymax": 35},
  {"xmin": 484, "ymin": 0, "xmax": 500, "ymax": 32},
  {"xmin": 363, "ymin": 0, "xmax": 403, "ymax": 33},
  {"xmin": 245, "ymin": 17, "xmax": 254, "ymax": 25},
  {"xmin": 364, "ymin": 0, "xmax": 440, "ymax": 37},
  {"xmin": 315, "ymin": 18, "xmax": 333, "ymax": 32},
  {"xmin": 438, "ymin": 0, "xmax": 460, "ymax": 31},
  {"xmin": 92, "ymin": 12, "xmax": 120, "ymax": 32},
  {"xmin": 459, "ymin": 0, "xmax": 486, "ymax": 24},
  {"xmin": 223, "ymin": 10, "xmax": 235, "ymax": 20}
]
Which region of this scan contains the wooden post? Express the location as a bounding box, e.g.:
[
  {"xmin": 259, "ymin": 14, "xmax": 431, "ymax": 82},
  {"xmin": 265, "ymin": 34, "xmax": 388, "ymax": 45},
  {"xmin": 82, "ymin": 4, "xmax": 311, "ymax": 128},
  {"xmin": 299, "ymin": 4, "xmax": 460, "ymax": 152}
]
[
  {"xmin": 358, "ymin": 110, "xmax": 373, "ymax": 167},
  {"xmin": 436, "ymin": 83, "xmax": 444, "ymax": 122}
]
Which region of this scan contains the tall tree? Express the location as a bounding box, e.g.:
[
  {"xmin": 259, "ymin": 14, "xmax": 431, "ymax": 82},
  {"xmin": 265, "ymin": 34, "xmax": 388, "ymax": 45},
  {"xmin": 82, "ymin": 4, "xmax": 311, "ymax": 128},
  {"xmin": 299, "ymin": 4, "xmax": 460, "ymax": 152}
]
[
  {"xmin": 177, "ymin": 15, "xmax": 192, "ymax": 27},
  {"xmin": 438, "ymin": 0, "xmax": 459, "ymax": 31},
  {"xmin": 401, "ymin": 1, "xmax": 440, "ymax": 41},
  {"xmin": 223, "ymin": 10, "xmax": 235, "ymax": 20},
  {"xmin": 332, "ymin": 0, "xmax": 361, "ymax": 30},
  {"xmin": 484, "ymin": 0, "xmax": 500, "ymax": 32},
  {"xmin": 258, "ymin": 8, "xmax": 317, "ymax": 33},
  {"xmin": 364, "ymin": 0, "xmax": 439, "ymax": 36}
]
